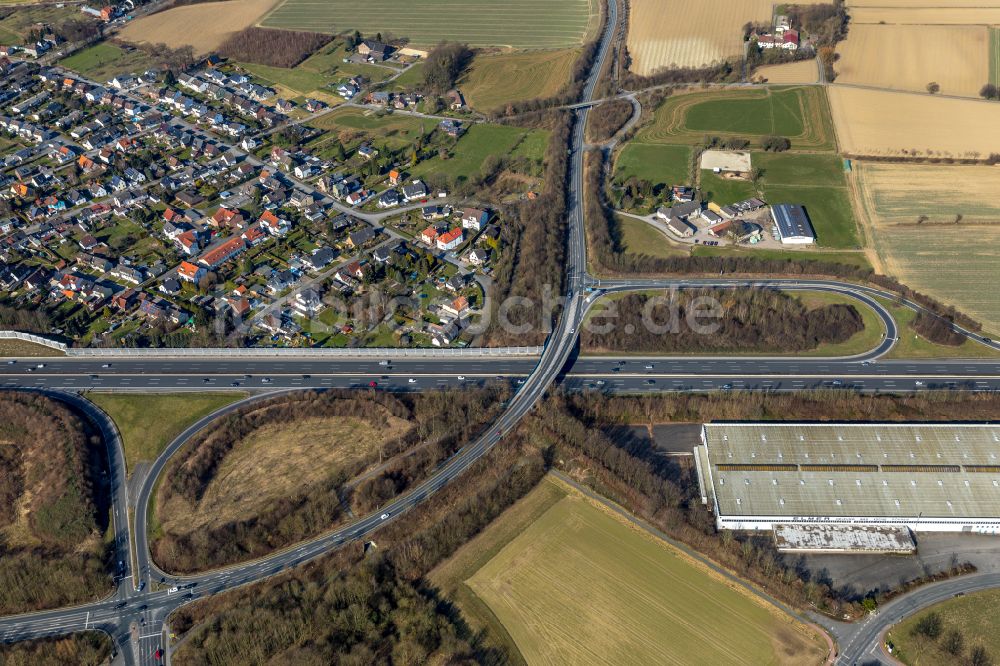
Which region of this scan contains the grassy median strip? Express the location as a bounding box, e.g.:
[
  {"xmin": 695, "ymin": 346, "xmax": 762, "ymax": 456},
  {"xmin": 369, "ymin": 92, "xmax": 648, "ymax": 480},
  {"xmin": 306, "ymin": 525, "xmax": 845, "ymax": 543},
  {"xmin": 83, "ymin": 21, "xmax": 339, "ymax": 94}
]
[{"xmin": 86, "ymin": 392, "xmax": 247, "ymax": 473}]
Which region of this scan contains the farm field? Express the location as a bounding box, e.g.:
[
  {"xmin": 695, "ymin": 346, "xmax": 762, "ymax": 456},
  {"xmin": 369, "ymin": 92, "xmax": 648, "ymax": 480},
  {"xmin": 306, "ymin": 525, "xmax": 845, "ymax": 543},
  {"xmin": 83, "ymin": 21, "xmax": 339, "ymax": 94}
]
[
  {"xmin": 850, "ymin": 7, "xmax": 1000, "ymax": 24},
  {"xmin": 438, "ymin": 475, "xmax": 828, "ymax": 666},
  {"xmin": 613, "ymin": 143, "xmax": 692, "ymax": 186},
  {"xmin": 59, "ymin": 43, "xmax": 156, "ymax": 82},
  {"xmin": 828, "ymin": 86, "xmax": 1000, "ymax": 157},
  {"xmin": 459, "ymin": 49, "xmax": 578, "ymax": 112},
  {"xmin": 699, "ymin": 170, "xmax": 756, "ymax": 205},
  {"xmin": 867, "ymin": 224, "xmax": 1000, "ymax": 334},
  {"xmin": 834, "ymin": 24, "xmax": 988, "ymax": 97},
  {"xmin": 890, "ymin": 588, "xmax": 1000, "ymax": 665},
  {"xmin": 87, "ymin": 392, "xmax": 246, "ymax": 472},
  {"xmin": 852, "ymin": 162, "xmax": 1000, "ymax": 225},
  {"xmin": 119, "ymin": 0, "xmax": 279, "ymax": 54},
  {"xmin": 639, "ymin": 86, "xmax": 836, "ymax": 151},
  {"xmin": 627, "ymin": 0, "xmax": 825, "ymax": 75},
  {"xmin": 410, "ymin": 124, "xmax": 548, "ymax": 180},
  {"xmin": 259, "ymin": 0, "xmax": 600, "ymax": 50},
  {"xmin": 754, "ymin": 152, "xmax": 846, "ymax": 188},
  {"xmin": 992, "ymin": 28, "xmax": 1000, "ymax": 86},
  {"xmin": 753, "ymin": 59, "xmax": 819, "ymax": 84}
]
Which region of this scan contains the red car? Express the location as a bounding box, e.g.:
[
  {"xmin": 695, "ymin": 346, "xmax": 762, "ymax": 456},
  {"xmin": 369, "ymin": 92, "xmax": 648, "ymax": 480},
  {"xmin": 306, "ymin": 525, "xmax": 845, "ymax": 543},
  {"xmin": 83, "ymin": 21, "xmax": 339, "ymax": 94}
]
[{"xmin": 369, "ymin": 381, "xmax": 377, "ymax": 388}]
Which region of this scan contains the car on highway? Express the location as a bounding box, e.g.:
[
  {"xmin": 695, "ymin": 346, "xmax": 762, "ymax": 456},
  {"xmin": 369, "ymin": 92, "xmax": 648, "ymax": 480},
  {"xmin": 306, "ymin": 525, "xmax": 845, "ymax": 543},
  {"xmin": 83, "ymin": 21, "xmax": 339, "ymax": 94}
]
[
  {"xmin": 369, "ymin": 381, "xmax": 377, "ymax": 388},
  {"xmin": 831, "ymin": 379, "xmax": 843, "ymax": 386},
  {"xmin": 644, "ymin": 379, "xmax": 655, "ymax": 385},
  {"xmin": 457, "ymin": 375, "xmax": 466, "ymax": 380},
  {"xmin": 644, "ymin": 364, "xmax": 654, "ymax": 369},
  {"xmin": 379, "ymin": 360, "xmax": 391, "ymax": 366},
  {"xmin": 230, "ymin": 381, "xmax": 240, "ymax": 387},
  {"xmin": 35, "ymin": 363, "xmax": 45, "ymax": 369},
  {"xmin": 261, "ymin": 377, "xmax": 272, "ymax": 383},
  {"xmin": 5, "ymin": 360, "xmax": 14, "ymax": 364},
  {"xmin": 862, "ymin": 361, "xmax": 872, "ymax": 366},
  {"xmin": 408, "ymin": 378, "xmax": 417, "ymax": 383},
  {"xmin": 915, "ymin": 380, "xmax": 925, "ymax": 386},
  {"xmin": 722, "ymin": 384, "xmax": 732, "ymax": 390},
  {"xmin": 595, "ymin": 380, "xmax": 605, "ymax": 386},
  {"xmin": 380, "ymin": 512, "xmax": 390, "ymax": 520},
  {"xmin": 101, "ymin": 363, "xmax": 111, "ymax": 368},
  {"xmin": 137, "ymin": 581, "xmax": 145, "ymax": 592}
]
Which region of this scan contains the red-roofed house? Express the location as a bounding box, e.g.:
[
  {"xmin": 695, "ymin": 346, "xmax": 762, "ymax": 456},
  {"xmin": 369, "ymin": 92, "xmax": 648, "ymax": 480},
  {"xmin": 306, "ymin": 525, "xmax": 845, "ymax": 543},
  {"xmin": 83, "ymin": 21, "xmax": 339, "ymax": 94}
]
[
  {"xmin": 436, "ymin": 227, "xmax": 463, "ymax": 251},
  {"xmin": 178, "ymin": 261, "xmax": 206, "ymax": 283},
  {"xmin": 420, "ymin": 226, "xmax": 438, "ymax": 245},
  {"xmin": 199, "ymin": 237, "xmax": 246, "ymax": 268}
]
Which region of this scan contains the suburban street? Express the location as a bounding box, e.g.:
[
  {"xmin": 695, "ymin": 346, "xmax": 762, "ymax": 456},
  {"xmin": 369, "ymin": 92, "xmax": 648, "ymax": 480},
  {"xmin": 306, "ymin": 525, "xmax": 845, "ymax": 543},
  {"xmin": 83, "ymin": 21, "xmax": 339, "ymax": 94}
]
[{"xmin": 2, "ymin": 0, "xmax": 1000, "ymax": 662}]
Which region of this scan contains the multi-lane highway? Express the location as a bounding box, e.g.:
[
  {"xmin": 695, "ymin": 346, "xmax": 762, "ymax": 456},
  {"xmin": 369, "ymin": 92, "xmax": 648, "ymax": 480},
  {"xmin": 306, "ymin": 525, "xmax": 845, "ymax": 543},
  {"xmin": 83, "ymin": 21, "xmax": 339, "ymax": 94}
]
[{"xmin": 2, "ymin": 0, "xmax": 999, "ymax": 660}]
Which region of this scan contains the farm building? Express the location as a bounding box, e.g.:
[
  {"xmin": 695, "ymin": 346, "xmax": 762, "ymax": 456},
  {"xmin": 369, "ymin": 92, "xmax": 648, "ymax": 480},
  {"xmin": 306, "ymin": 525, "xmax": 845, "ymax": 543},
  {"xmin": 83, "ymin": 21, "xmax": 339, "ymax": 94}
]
[
  {"xmin": 770, "ymin": 204, "xmax": 815, "ymax": 244},
  {"xmin": 694, "ymin": 423, "xmax": 1000, "ymax": 535}
]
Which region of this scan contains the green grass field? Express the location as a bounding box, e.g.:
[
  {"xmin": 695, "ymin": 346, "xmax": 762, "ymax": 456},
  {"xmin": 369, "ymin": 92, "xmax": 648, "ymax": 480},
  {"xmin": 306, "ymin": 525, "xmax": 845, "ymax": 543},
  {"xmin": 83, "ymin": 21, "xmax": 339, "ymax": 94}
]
[
  {"xmin": 761, "ymin": 184, "xmax": 859, "ymax": 249},
  {"xmin": 990, "ymin": 28, "xmax": 1000, "ymax": 87},
  {"xmin": 877, "ymin": 297, "xmax": 1000, "ymax": 359},
  {"xmin": 309, "ymin": 107, "xmax": 433, "ymax": 150},
  {"xmin": 691, "ymin": 245, "xmax": 872, "ymax": 269},
  {"xmin": 699, "ymin": 170, "xmax": 756, "ymax": 205},
  {"xmin": 434, "ymin": 476, "xmax": 828, "ymax": 666},
  {"xmin": 891, "ymin": 588, "xmax": 1000, "ymax": 665},
  {"xmin": 86, "ymin": 392, "xmax": 247, "ymax": 473},
  {"xmin": 410, "ymin": 124, "xmax": 548, "ymax": 180},
  {"xmin": 459, "ymin": 49, "xmax": 578, "ymax": 112},
  {"xmin": 260, "ymin": 0, "xmax": 599, "ymax": 49},
  {"xmin": 618, "ymin": 215, "xmax": 688, "ymax": 258},
  {"xmin": 754, "ymin": 152, "xmax": 846, "ymax": 188},
  {"xmin": 613, "ymin": 143, "xmax": 692, "ymax": 186},
  {"xmin": 787, "ymin": 290, "xmax": 885, "ymax": 356},
  {"xmin": 59, "ymin": 43, "xmax": 155, "ymax": 81},
  {"xmin": 638, "ymin": 86, "xmax": 836, "ymax": 151}
]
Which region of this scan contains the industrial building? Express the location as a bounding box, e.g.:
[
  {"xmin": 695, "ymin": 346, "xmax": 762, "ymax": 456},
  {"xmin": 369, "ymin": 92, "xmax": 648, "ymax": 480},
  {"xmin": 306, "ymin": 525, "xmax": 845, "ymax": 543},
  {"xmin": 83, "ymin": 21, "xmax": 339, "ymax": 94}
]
[
  {"xmin": 770, "ymin": 203, "xmax": 815, "ymax": 244},
  {"xmin": 694, "ymin": 423, "xmax": 1000, "ymax": 535}
]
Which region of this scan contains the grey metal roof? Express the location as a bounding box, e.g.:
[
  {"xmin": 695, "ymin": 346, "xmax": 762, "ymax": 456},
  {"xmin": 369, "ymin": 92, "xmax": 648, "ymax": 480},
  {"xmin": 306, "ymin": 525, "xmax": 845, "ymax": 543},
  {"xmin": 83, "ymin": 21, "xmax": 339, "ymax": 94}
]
[{"xmin": 771, "ymin": 203, "xmax": 815, "ymax": 241}]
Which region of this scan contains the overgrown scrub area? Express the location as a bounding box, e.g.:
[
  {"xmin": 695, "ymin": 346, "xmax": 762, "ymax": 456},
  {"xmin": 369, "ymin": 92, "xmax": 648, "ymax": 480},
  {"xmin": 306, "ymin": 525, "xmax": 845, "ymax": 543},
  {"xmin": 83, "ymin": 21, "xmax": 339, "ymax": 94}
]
[
  {"xmin": 0, "ymin": 632, "xmax": 112, "ymax": 666},
  {"xmin": 583, "ymin": 290, "xmax": 862, "ymax": 353},
  {"xmin": 219, "ymin": 27, "xmax": 332, "ymax": 68},
  {"xmin": 586, "ymin": 98, "xmax": 634, "ymax": 143},
  {"xmin": 538, "ymin": 391, "xmax": 1000, "ymax": 620},
  {"xmin": 422, "ymin": 42, "xmax": 474, "ymax": 93},
  {"xmin": 892, "ymin": 589, "xmax": 1000, "ymax": 665},
  {"xmin": 486, "ymin": 112, "xmax": 573, "ymax": 345},
  {"xmin": 152, "ymin": 387, "xmax": 510, "ymax": 573},
  {"xmin": 168, "ymin": 406, "xmax": 550, "ymax": 664},
  {"xmin": 583, "ymin": 151, "xmax": 985, "ymax": 333},
  {"xmin": 0, "ymin": 392, "xmax": 112, "ymax": 613}
]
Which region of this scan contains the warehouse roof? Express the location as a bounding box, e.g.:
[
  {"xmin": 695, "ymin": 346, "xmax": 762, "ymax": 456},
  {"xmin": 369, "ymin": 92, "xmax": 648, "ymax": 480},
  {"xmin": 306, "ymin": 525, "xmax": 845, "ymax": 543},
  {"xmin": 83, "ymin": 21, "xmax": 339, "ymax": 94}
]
[
  {"xmin": 701, "ymin": 423, "xmax": 1000, "ymax": 520},
  {"xmin": 771, "ymin": 203, "xmax": 815, "ymax": 241}
]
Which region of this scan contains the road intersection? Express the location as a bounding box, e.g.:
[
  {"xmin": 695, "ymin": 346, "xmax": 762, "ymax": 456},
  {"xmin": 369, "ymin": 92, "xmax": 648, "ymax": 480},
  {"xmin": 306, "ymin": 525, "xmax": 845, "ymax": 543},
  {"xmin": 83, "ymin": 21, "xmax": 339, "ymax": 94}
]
[{"xmin": 2, "ymin": 0, "xmax": 999, "ymax": 661}]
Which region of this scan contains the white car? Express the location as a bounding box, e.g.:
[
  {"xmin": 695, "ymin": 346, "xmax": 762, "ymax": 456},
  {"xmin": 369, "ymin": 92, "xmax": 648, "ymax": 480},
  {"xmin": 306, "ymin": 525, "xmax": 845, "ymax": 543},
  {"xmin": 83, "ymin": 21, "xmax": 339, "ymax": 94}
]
[
  {"xmin": 101, "ymin": 363, "xmax": 111, "ymax": 368},
  {"xmin": 457, "ymin": 375, "xmax": 466, "ymax": 380},
  {"xmin": 408, "ymin": 378, "xmax": 417, "ymax": 383},
  {"xmin": 380, "ymin": 513, "xmax": 390, "ymax": 520},
  {"xmin": 915, "ymin": 380, "xmax": 924, "ymax": 386}
]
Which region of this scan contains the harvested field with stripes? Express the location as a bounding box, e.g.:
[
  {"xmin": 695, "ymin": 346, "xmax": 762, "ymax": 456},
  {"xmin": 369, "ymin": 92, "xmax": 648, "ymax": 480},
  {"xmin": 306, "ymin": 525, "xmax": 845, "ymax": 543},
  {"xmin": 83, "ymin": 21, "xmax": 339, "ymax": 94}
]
[
  {"xmin": 259, "ymin": 0, "xmax": 599, "ymax": 49},
  {"xmin": 637, "ymin": 86, "xmax": 836, "ymax": 150},
  {"xmin": 850, "ymin": 6, "xmax": 1000, "ymax": 23},
  {"xmin": 459, "ymin": 49, "xmax": 578, "ymax": 112},
  {"xmin": 835, "ymin": 24, "xmax": 988, "ymax": 98},
  {"xmin": 829, "ymin": 86, "xmax": 1000, "ymax": 157},
  {"xmin": 753, "ymin": 60, "xmax": 819, "ymax": 84},
  {"xmin": 432, "ymin": 476, "xmax": 829, "ymax": 666},
  {"xmin": 626, "ymin": 0, "xmax": 826, "ymax": 75},
  {"xmin": 119, "ymin": 0, "xmax": 278, "ymax": 54},
  {"xmin": 850, "ymin": 162, "xmax": 1000, "ymax": 332}
]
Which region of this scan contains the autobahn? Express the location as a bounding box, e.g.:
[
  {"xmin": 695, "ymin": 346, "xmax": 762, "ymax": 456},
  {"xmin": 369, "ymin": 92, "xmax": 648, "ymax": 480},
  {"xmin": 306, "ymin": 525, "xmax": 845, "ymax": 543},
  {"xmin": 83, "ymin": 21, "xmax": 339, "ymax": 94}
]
[{"xmin": 2, "ymin": 0, "xmax": 1000, "ymax": 660}]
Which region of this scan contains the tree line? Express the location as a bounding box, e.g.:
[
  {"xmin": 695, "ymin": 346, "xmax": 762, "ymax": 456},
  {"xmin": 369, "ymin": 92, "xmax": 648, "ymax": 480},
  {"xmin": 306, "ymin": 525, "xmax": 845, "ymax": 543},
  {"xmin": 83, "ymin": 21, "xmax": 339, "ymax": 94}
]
[
  {"xmin": 153, "ymin": 387, "xmax": 511, "ymax": 573},
  {"xmin": 169, "ymin": 397, "xmax": 549, "ymax": 664},
  {"xmin": 0, "ymin": 393, "xmax": 112, "ymax": 614},
  {"xmin": 586, "ymin": 99, "xmax": 634, "ymax": 143},
  {"xmin": 582, "ymin": 290, "xmax": 863, "ymax": 353},
  {"xmin": 219, "ymin": 27, "xmax": 332, "ymax": 69}
]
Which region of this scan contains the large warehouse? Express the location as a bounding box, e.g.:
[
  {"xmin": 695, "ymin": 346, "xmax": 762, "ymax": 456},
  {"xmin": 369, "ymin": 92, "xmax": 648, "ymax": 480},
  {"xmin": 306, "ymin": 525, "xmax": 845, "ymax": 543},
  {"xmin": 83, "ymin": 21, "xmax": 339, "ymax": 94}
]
[{"xmin": 694, "ymin": 423, "xmax": 1000, "ymax": 534}]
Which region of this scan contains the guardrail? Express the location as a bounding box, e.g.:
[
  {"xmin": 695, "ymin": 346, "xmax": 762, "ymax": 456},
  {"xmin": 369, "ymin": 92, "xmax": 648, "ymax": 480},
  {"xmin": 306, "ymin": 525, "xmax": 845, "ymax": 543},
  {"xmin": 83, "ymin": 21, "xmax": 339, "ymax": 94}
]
[
  {"xmin": 64, "ymin": 346, "xmax": 543, "ymax": 358},
  {"xmin": 0, "ymin": 330, "xmax": 542, "ymax": 357},
  {"xmin": 0, "ymin": 331, "xmax": 69, "ymax": 352}
]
